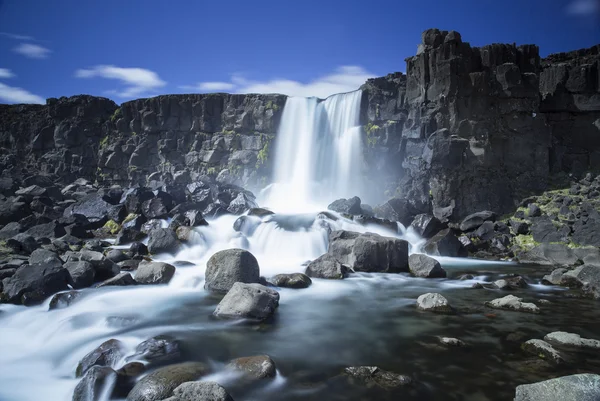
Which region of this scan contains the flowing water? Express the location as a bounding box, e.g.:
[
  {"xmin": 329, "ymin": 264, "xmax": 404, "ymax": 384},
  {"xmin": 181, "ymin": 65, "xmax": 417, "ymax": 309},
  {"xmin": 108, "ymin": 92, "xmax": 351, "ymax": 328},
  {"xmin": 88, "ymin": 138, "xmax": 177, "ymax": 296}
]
[{"xmin": 1, "ymin": 91, "xmax": 599, "ymax": 401}]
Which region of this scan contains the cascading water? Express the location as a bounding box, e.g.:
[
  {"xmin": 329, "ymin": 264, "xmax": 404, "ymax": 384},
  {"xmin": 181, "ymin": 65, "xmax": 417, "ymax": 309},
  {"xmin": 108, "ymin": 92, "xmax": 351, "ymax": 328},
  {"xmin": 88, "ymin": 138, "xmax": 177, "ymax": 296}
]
[{"xmin": 263, "ymin": 90, "xmax": 363, "ymax": 212}]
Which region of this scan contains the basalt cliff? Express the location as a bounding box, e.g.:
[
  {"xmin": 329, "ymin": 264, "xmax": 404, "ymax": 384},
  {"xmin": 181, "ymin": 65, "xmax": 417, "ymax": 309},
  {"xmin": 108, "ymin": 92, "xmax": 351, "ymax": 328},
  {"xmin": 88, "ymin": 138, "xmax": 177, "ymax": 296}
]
[{"xmin": 1, "ymin": 28, "xmax": 599, "ymax": 221}]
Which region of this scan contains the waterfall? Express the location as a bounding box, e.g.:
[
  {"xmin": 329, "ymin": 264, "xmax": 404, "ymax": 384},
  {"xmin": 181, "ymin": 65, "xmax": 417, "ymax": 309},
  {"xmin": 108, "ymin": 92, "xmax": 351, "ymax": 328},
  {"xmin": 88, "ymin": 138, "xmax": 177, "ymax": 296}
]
[{"xmin": 263, "ymin": 90, "xmax": 363, "ymax": 212}]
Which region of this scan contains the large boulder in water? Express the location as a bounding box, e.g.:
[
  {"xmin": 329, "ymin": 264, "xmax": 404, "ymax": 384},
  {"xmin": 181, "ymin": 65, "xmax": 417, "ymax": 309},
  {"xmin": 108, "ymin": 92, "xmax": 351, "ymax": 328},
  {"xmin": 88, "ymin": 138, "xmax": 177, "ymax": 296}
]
[
  {"xmin": 213, "ymin": 283, "xmax": 279, "ymax": 321},
  {"xmin": 416, "ymin": 293, "xmax": 453, "ymax": 313},
  {"xmin": 305, "ymin": 253, "xmax": 348, "ymax": 279},
  {"xmin": 409, "ymin": 214, "xmax": 445, "ymax": 239},
  {"xmin": 270, "ymin": 273, "xmax": 312, "ymax": 288},
  {"xmin": 163, "ymin": 381, "xmax": 234, "ymax": 401},
  {"xmin": 515, "ymin": 374, "xmax": 600, "ymax": 401},
  {"xmin": 134, "ymin": 261, "xmax": 176, "ymax": 285},
  {"xmin": 1, "ymin": 262, "xmax": 70, "ymax": 305},
  {"xmin": 328, "ymin": 197, "xmax": 362, "ymax": 215},
  {"xmin": 328, "ymin": 230, "xmax": 409, "ymax": 273},
  {"xmin": 76, "ymin": 339, "xmax": 125, "ymax": 377},
  {"xmin": 204, "ymin": 249, "xmax": 260, "ymax": 293},
  {"xmin": 72, "ymin": 366, "xmax": 117, "ymax": 401},
  {"xmin": 227, "ymin": 355, "xmax": 277, "ymax": 379},
  {"xmin": 126, "ymin": 362, "xmax": 209, "ymax": 401},
  {"xmin": 408, "ymin": 254, "xmax": 446, "ymax": 278},
  {"xmin": 147, "ymin": 228, "xmax": 180, "ymax": 255},
  {"xmin": 128, "ymin": 335, "xmax": 181, "ymax": 366}
]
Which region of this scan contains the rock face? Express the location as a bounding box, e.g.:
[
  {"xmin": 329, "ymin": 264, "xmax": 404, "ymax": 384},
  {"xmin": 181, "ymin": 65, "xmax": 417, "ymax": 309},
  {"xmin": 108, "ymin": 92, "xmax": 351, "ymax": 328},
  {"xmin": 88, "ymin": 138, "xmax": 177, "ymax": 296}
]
[
  {"xmin": 213, "ymin": 283, "xmax": 279, "ymax": 321},
  {"xmin": 204, "ymin": 249, "xmax": 260, "ymax": 293},
  {"xmin": 515, "ymin": 374, "xmax": 600, "ymax": 401}
]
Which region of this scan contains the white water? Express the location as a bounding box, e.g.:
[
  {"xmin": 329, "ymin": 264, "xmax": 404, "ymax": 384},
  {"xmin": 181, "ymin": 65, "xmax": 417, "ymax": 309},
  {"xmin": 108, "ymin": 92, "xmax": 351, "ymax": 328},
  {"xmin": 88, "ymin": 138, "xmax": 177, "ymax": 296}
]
[{"xmin": 262, "ymin": 91, "xmax": 363, "ymax": 212}]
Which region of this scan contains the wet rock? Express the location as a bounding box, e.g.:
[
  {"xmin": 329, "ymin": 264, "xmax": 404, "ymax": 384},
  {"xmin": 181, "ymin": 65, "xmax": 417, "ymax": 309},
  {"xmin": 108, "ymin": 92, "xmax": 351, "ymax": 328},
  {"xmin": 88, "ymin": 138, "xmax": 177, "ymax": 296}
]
[
  {"xmin": 72, "ymin": 366, "xmax": 117, "ymax": 401},
  {"xmin": 515, "ymin": 374, "xmax": 600, "ymax": 401},
  {"xmin": 65, "ymin": 261, "xmax": 96, "ymax": 289},
  {"xmin": 76, "ymin": 339, "xmax": 124, "ymax": 377},
  {"xmin": 164, "ymin": 381, "xmax": 234, "ymax": 401},
  {"xmin": 343, "ymin": 366, "xmax": 412, "ymax": 389},
  {"xmin": 544, "ymin": 331, "xmax": 600, "ymax": 349},
  {"xmin": 408, "ymin": 254, "xmax": 446, "ymax": 278},
  {"xmin": 122, "ymin": 214, "xmax": 147, "ymax": 231},
  {"xmin": 113, "ymin": 362, "xmax": 146, "ymax": 398},
  {"xmin": 542, "ymin": 268, "xmax": 568, "ymax": 285},
  {"xmin": 49, "ymin": 290, "xmax": 82, "ymax": 310},
  {"xmin": 126, "ymin": 362, "xmax": 209, "ymax": 401},
  {"xmin": 416, "ymin": 293, "xmax": 453, "ymax": 313},
  {"xmin": 247, "ymin": 208, "xmax": 274, "ymax": 217},
  {"xmin": 118, "ymin": 259, "xmax": 140, "ymax": 271},
  {"xmin": 106, "ymin": 249, "xmax": 127, "ymax": 263},
  {"xmin": 485, "ymin": 295, "xmax": 540, "ymax": 313},
  {"xmin": 97, "ymin": 272, "xmax": 136, "ymax": 287},
  {"xmin": 459, "ymin": 211, "xmax": 496, "ymax": 232},
  {"xmin": 134, "ymin": 261, "xmax": 175, "ymax": 285},
  {"xmin": 409, "ymin": 214, "xmax": 445, "ymax": 239},
  {"xmin": 227, "ymin": 355, "xmax": 276, "ymax": 379},
  {"xmin": 78, "ymin": 250, "xmax": 119, "ymax": 281},
  {"xmin": 270, "ymin": 273, "xmax": 312, "ymax": 288},
  {"xmin": 521, "ymin": 339, "xmax": 564, "ymax": 365},
  {"xmin": 213, "ymin": 283, "xmax": 279, "ymax": 321},
  {"xmin": 204, "ymin": 248, "xmax": 260, "ymax": 293},
  {"xmin": 147, "ymin": 228, "xmax": 180, "ymax": 255},
  {"xmin": 305, "ymin": 253, "xmax": 348, "ymax": 279},
  {"xmin": 439, "ymin": 337, "xmax": 466, "ymax": 347},
  {"xmin": 115, "ymin": 228, "xmax": 147, "ymax": 246},
  {"xmin": 141, "ymin": 198, "xmax": 169, "ymax": 220},
  {"xmin": 1, "ymin": 262, "xmax": 70, "ymax": 305},
  {"xmin": 130, "ymin": 242, "xmax": 148, "ymax": 257},
  {"xmin": 328, "ymin": 230, "xmax": 409, "ymax": 273},
  {"xmin": 493, "ymin": 275, "xmax": 528, "ymax": 290},
  {"xmin": 129, "ymin": 335, "xmax": 181, "ymax": 366},
  {"xmin": 227, "ymin": 192, "xmax": 258, "ymax": 215},
  {"xmin": 29, "ymin": 248, "xmax": 62, "ymax": 266},
  {"xmin": 423, "ymin": 229, "xmax": 467, "ymax": 257},
  {"xmin": 328, "ymin": 197, "xmax": 362, "ymax": 215},
  {"xmin": 560, "ymin": 264, "xmax": 600, "ymax": 291}
]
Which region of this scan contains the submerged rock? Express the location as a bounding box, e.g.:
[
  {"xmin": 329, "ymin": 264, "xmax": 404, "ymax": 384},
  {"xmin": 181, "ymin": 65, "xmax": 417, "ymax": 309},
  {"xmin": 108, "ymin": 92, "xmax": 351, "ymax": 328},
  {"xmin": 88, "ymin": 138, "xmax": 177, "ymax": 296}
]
[
  {"xmin": 270, "ymin": 273, "xmax": 312, "ymax": 288},
  {"xmin": 416, "ymin": 293, "xmax": 453, "ymax": 313},
  {"xmin": 163, "ymin": 381, "xmax": 234, "ymax": 401},
  {"xmin": 76, "ymin": 339, "xmax": 124, "ymax": 377},
  {"xmin": 515, "ymin": 374, "xmax": 600, "ymax": 401},
  {"xmin": 227, "ymin": 355, "xmax": 276, "ymax": 379},
  {"xmin": 126, "ymin": 362, "xmax": 209, "ymax": 401},
  {"xmin": 343, "ymin": 366, "xmax": 412, "ymax": 389},
  {"xmin": 544, "ymin": 331, "xmax": 600, "ymax": 349},
  {"xmin": 204, "ymin": 248, "xmax": 260, "ymax": 293},
  {"xmin": 521, "ymin": 339, "xmax": 564, "ymax": 365},
  {"xmin": 408, "ymin": 254, "xmax": 446, "ymax": 278},
  {"xmin": 49, "ymin": 290, "xmax": 82, "ymax": 310},
  {"xmin": 305, "ymin": 253, "xmax": 348, "ymax": 279},
  {"xmin": 485, "ymin": 295, "xmax": 540, "ymax": 313},
  {"xmin": 213, "ymin": 283, "xmax": 279, "ymax": 321}
]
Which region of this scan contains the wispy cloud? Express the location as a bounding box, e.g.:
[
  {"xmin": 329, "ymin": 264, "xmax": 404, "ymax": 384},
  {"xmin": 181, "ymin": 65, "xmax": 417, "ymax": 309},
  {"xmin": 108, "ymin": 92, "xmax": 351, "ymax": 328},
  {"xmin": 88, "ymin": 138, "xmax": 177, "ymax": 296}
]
[
  {"xmin": 0, "ymin": 83, "xmax": 45, "ymax": 104},
  {"xmin": 179, "ymin": 81, "xmax": 236, "ymax": 92},
  {"xmin": 74, "ymin": 65, "xmax": 167, "ymax": 98},
  {"xmin": 0, "ymin": 68, "xmax": 14, "ymax": 79},
  {"xmin": 0, "ymin": 32, "xmax": 35, "ymax": 41},
  {"xmin": 13, "ymin": 43, "xmax": 51, "ymax": 59},
  {"xmin": 567, "ymin": 0, "xmax": 600, "ymax": 15},
  {"xmin": 181, "ymin": 66, "xmax": 376, "ymax": 98}
]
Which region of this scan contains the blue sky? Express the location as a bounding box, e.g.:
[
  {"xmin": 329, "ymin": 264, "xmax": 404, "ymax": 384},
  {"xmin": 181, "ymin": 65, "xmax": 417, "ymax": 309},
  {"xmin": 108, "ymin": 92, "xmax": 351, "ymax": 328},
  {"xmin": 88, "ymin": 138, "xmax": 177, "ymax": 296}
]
[{"xmin": 0, "ymin": 0, "xmax": 598, "ymax": 104}]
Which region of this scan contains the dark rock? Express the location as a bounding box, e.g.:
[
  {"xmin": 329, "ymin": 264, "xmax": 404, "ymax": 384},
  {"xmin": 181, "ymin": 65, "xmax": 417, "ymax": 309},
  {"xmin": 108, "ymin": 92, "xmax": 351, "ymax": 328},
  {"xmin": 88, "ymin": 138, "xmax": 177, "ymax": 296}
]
[
  {"xmin": 560, "ymin": 264, "xmax": 600, "ymax": 297},
  {"xmin": 459, "ymin": 211, "xmax": 496, "ymax": 232},
  {"xmin": 97, "ymin": 272, "xmax": 136, "ymax": 287},
  {"xmin": 65, "ymin": 261, "xmax": 96, "ymax": 289},
  {"xmin": 115, "ymin": 227, "xmax": 146, "ymax": 246},
  {"xmin": 0, "ymin": 201, "xmax": 30, "ymax": 226},
  {"xmin": 29, "ymin": 248, "xmax": 62, "ymax": 266},
  {"xmin": 494, "ymin": 275, "xmax": 528, "ymax": 290},
  {"xmin": 147, "ymin": 228, "xmax": 180, "ymax": 255},
  {"xmin": 204, "ymin": 248, "xmax": 260, "ymax": 293},
  {"xmin": 76, "ymin": 339, "xmax": 125, "ymax": 377},
  {"xmin": 141, "ymin": 198, "xmax": 169, "ymax": 220},
  {"xmin": 72, "ymin": 366, "xmax": 117, "ymax": 401},
  {"xmin": 247, "ymin": 208, "xmax": 274, "ymax": 217},
  {"xmin": 473, "ymin": 221, "xmax": 495, "ymax": 241},
  {"xmin": 1, "ymin": 262, "xmax": 70, "ymax": 305},
  {"xmin": 270, "ymin": 273, "xmax": 312, "ymax": 288},
  {"xmin": 49, "ymin": 290, "xmax": 82, "ymax": 310},
  {"xmin": 118, "ymin": 259, "xmax": 140, "ymax": 271},
  {"xmin": 528, "ymin": 203, "xmax": 542, "ymax": 217},
  {"xmin": 343, "ymin": 366, "xmax": 412, "ymax": 389},
  {"xmin": 305, "ymin": 253, "xmax": 348, "ymax": 279},
  {"xmin": 134, "ymin": 261, "xmax": 176, "ymax": 285},
  {"xmin": 166, "ymin": 381, "xmax": 234, "ymax": 401},
  {"xmin": 227, "ymin": 355, "xmax": 276, "ymax": 379},
  {"xmin": 106, "ymin": 249, "xmax": 127, "ymax": 263},
  {"xmin": 126, "ymin": 362, "xmax": 209, "ymax": 401},
  {"xmin": 64, "ymin": 192, "xmax": 126, "ymax": 228},
  {"xmin": 423, "ymin": 229, "xmax": 467, "ymax": 257},
  {"xmin": 517, "ymin": 243, "xmax": 579, "ymax": 266},
  {"xmin": 129, "ymin": 335, "xmax": 181, "ymax": 366},
  {"xmin": 78, "ymin": 250, "xmax": 119, "ymax": 280},
  {"xmin": 0, "ymin": 222, "xmax": 24, "ymax": 240},
  {"xmin": 408, "ymin": 254, "xmax": 446, "ymax": 278},
  {"xmin": 121, "ymin": 214, "xmax": 147, "ymax": 231},
  {"xmin": 328, "ymin": 197, "xmax": 362, "ymax": 215},
  {"xmin": 373, "ymin": 197, "xmax": 424, "ymax": 227},
  {"xmin": 122, "ymin": 188, "xmax": 155, "ymax": 215},
  {"xmin": 531, "ymin": 217, "xmax": 569, "ymax": 243},
  {"xmin": 6, "ymin": 233, "xmax": 40, "ymax": 254},
  {"xmin": 129, "ymin": 242, "xmax": 148, "ymax": 257},
  {"xmin": 542, "ymin": 268, "xmax": 568, "ymax": 285},
  {"xmin": 409, "ymin": 214, "xmax": 445, "ymax": 239},
  {"xmin": 510, "ymin": 219, "xmax": 530, "ymax": 235},
  {"xmin": 213, "ymin": 283, "xmax": 279, "ymax": 321},
  {"xmin": 227, "ymin": 192, "xmax": 258, "ymax": 215},
  {"xmin": 515, "ymin": 374, "xmax": 600, "ymax": 401}
]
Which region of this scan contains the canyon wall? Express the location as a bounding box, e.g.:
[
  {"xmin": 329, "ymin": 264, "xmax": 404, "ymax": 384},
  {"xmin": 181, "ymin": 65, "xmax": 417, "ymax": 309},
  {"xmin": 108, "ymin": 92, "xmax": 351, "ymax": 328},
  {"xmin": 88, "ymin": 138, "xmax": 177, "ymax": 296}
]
[{"xmin": 0, "ymin": 29, "xmax": 598, "ymax": 220}]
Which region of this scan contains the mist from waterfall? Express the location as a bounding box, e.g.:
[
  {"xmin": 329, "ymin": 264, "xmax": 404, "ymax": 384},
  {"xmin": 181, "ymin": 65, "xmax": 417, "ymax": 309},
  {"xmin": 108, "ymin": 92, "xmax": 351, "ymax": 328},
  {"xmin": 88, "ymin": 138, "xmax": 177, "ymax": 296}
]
[{"xmin": 262, "ymin": 90, "xmax": 363, "ymax": 212}]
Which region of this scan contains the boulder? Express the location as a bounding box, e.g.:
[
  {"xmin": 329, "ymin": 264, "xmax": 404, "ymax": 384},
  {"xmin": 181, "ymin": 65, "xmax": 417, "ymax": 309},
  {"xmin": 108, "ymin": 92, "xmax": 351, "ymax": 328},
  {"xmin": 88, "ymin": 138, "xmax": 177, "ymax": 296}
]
[
  {"xmin": 7, "ymin": 233, "xmax": 40, "ymax": 254},
  {"xmin": 408, "ymin": 254, "xmax": 446, "ymax": 278},
  {"xmin": 515, "ymin": 374, "xmax": 600, "ymax": 401},
  {"xmin": 78, "ymin": 250, "xmax": 119, "ymax": 280},
  {"xmin": 72, "ymin": 366, "xmax": 117, "ymax": 401},
  {"xmin": 126, "ymin": 362, "xmax": 209, "ymax": 401},
  {"xmin": 327, "ymin": 197, "xmax": 362, "ymax": 215},
  {"xmin": 213, "ymin": 283, "xmax": 279, "ymax": 321},
  {"xmin": 560, "ymin": 264, "xmax": 600, "ymax": 290},
  {"xmin": 163, "ymin": 381, "xmax": 234, "ymax": 401},
  {"xmin": 25, "ymin": 221, "xmax": 66, "ymax": 240},
  {"xmin": 328, "ymin": 230, "xmax": 409, "ymax": 273},
  {"xmin": 64, "ymin": 192, "xmax": 125, "ymax": 228},
  {"xmin": 121, "ymin": 214, "xmax": 147, "ymax": 231},
  {"xmin": 129, "ymin": 335, "xmax": 181, "ymax": 366},
  {"xmin": 130, "ymin": 242, "xmax": 148, "ymax": 257},
  {"xmin": 493, "ymin": 275, "xmax": 528, "ymax": 290},
  {"xmin": 485, "ymin": 295, "xmax": 540, "ymax": 313},
  {"xmin": 29, "ymin": 248, "xmax": 62, "ymax": 266},
  {"xmin": 270, "ymin": 273, "xmax": 312, "ymax": 288},
  {"xmin": 97, "ymin": 272, "xmax": 136, "ymax": 287},
  {"xmin": 141, "ymin": 198, "xmax": 169, "ymax": 220},
  {"xmin": 106, "ymin": 249, "xmax": 127, "ymax": 263},
  {"xmin": 544, "ymin": 331, "xmax": 600, "ymax": 349},
  {"xmin": 227, "ymin": 355, "xmax": 276, "ymax": 379},
  {"xmin": 65, "ymin": 261, "xmax": 96, "ymax": 289},
  {"xmin": 343, "ymin": 366, "xmax": 412, "ymax": 389},
  {"xmin": 521, "ymin": 339, "xmax": 564, "ymax": 365},
  {"xmin": 76, "ymin": 339, "xmax": 124, "ymax": 377},
  {"xmin": 115, "ymin": 228, "xmax": 146, "ymax": 246},
  {"xmin": 542, "ymin": 268, "xmax": 568, "ymax": 285},
  {"xmin": 473, "ymin": 221, "xmax": 495, "ymax": 241},
  {"xmin": 459, "ymin": 211, "xmax": 496, "ymax": 232},
  {"xmin": 204, "ymin": 249, "xmax": 260, "ymax": 293},
  {"xmin": 0, "ymin": 201, "xmax": 30, "ymax": 226},
  {"xmin": 227, "ymin": 192, "xmax": 258, "ymax": 215},
  {"xmin": 134, "ymin": 261, "xmax": 176, "ymax": 285},
  {"xmin": 510, "ymin": 219, "xmax": 530, "ymax": 235},
  {"xmin": 147, "ymin": 228, "xmax": 180, "ymax": 255},
  {"xmin": 422, "ymin": 229, "xmax": 467, "ymax": 257},
  {"xmin": 1, "ymin": 262, "xmax": 70, "ymax": 305},
  {"xmin": 409, "ymin": 214, "xmax": 444, "ymax": 239},
  {"xmin": 373, "ymin": 197, "xmax": 423, "ymax": 227},
  {"xmin": 416, "ymin": 293, "xmax": 453, "ymax": 313},
  {"xmin": 305, "ymin": 253, "xmax": 348, "ymax": 279}
]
